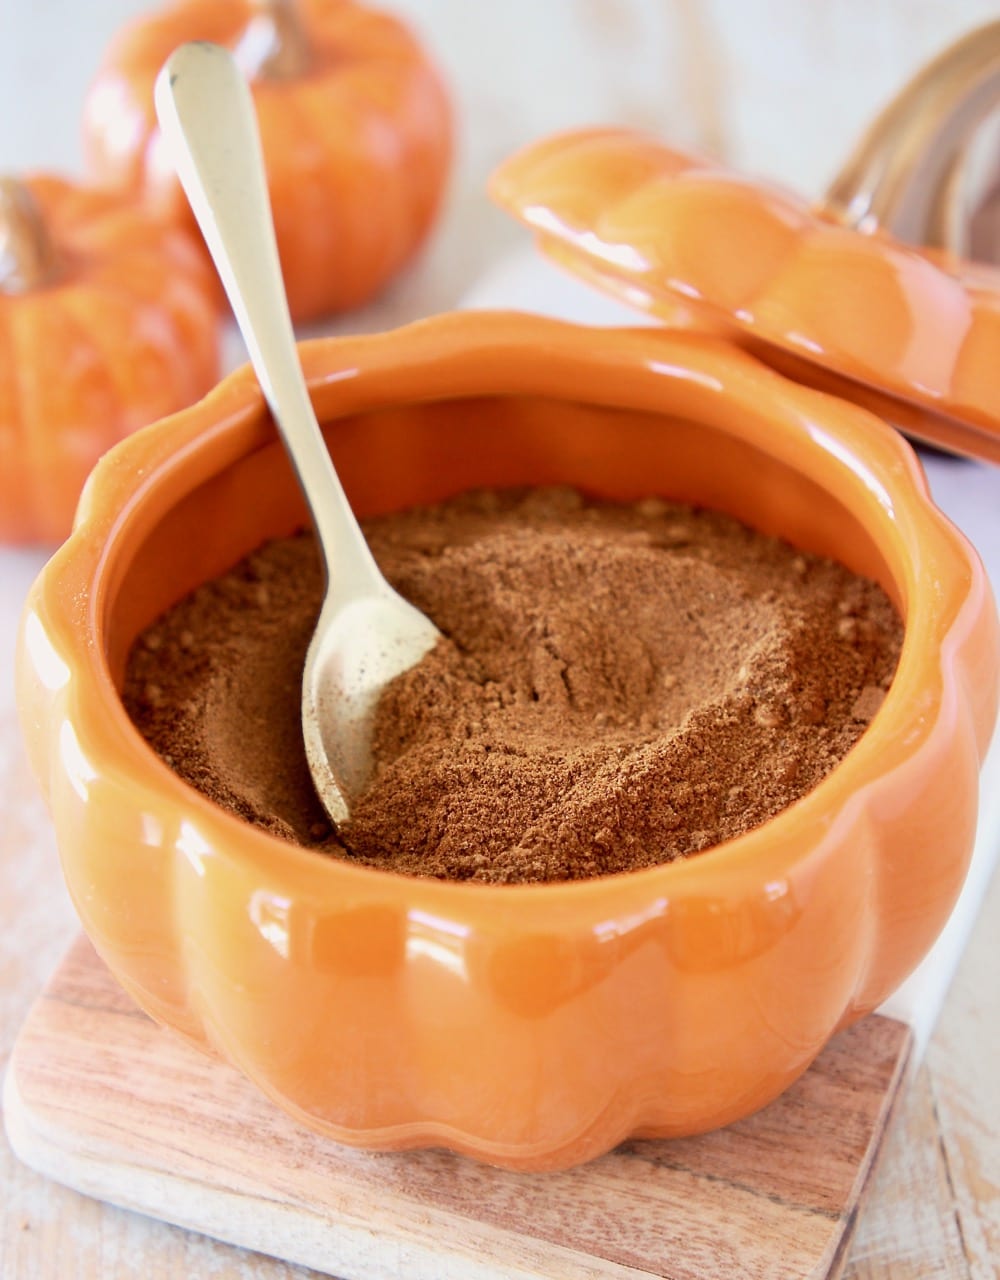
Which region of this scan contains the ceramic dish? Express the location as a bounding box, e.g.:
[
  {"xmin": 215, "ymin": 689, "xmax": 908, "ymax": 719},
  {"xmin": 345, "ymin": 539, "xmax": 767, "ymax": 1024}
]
[
  {"xmin": 17, "ymin": 312, "xmax": 999, "ymax": 1170},
  {"xmin": 491, "ymin": 128, "xmax": 1000, "ymax": 464}
]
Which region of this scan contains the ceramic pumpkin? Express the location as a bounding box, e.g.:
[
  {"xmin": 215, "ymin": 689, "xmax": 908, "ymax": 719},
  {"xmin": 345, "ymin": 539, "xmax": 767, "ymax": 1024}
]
[
  {"xmin": 15, "ymin": 314, "xmax": 999, "ymax": 1169},
  {"xmin": 490, "ymin": 127, "xmax": 1000, "ymax": 464},
  {"xmin": 82, "ymin": 0, "xmax": 453, "ymax": 322},
  {"xmin": 0, "ymin": 175, "xmax": 220, "ymax": 546}
]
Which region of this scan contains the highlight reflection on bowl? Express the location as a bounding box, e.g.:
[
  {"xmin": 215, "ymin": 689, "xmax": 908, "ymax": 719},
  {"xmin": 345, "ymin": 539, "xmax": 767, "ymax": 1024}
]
[{"xmin": 17, "ymin": 313, "xmax": 999, "ymax": 1170}]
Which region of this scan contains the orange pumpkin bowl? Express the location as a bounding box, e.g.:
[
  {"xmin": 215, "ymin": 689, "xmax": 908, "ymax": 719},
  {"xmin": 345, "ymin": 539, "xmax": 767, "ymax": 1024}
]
[{"xmin": 16, "ymin": 311, "xmax": 999, "ymax": 1171}]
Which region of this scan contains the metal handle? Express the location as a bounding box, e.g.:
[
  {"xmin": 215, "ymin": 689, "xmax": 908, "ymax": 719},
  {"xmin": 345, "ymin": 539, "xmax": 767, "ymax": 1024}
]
[
  {"xmin": 824, "ymin": 20, "xmax": 1000, "ymax": 261},
  {"xmin": 154, "ymin": 41, "xmax": 383, "ymax": 601}
]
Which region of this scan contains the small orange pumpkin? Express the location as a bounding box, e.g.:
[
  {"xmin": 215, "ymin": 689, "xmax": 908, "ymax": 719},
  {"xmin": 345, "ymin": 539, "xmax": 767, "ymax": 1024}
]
[
  {"xmin": 82, "ymin": 0, "xmax": 453, "ymax": 322},
  {"xmin": 0, "ymin": 175, "xmax": 220, "ymax": 546}
]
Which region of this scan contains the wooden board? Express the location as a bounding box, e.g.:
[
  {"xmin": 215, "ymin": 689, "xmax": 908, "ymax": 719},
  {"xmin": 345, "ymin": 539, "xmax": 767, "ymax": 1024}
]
[{"xmin": 3, "ymin": 936, "xmax": 912, "ymax": 1280}]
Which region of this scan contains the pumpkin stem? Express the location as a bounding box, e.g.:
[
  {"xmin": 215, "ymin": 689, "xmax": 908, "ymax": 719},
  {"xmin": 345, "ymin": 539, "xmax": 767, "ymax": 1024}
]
[
  {"xmin": 234, "ymin": 0, "xmax": 312, "ymax": 81},
  {"xmin": 0, "ymin": 178, "xmax": 60, "ymax": 294}
]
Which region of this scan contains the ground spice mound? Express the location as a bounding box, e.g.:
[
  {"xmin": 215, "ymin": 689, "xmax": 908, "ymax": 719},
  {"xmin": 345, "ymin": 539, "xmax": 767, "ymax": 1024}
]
[{"xmin": 124, "ymin": 487, "xmax": 903, "ymax": 883}]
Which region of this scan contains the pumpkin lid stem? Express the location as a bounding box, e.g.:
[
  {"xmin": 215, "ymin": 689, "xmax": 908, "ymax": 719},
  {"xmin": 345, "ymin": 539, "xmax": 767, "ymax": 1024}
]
[
  {"xmin": 0, "ymin": 178, "xmax": 61, "ymax": 295},
  {"xmin": 234, "ymin": 0, "xmax": 312, "ymax": 81}
]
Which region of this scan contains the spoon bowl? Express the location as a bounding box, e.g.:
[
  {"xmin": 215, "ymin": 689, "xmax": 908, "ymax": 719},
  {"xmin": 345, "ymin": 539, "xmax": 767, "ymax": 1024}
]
[
  {"xmin": 303, "ymin": 590, "xmax": 440, "ymax": 825},
  {"xmin": 154, "ymin": 41, "xmax": 440, "ymax": 826}
]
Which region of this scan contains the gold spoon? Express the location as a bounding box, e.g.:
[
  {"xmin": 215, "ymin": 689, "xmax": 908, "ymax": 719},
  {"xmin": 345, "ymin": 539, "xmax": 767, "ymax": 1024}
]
[{"xmin": 155, "ymin": 41, "xmax": 440, "ymax": 827}]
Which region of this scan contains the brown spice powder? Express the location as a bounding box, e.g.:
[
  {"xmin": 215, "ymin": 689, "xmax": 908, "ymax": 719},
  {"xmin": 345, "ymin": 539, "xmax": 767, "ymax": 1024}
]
[{"xmin": 123, "ymin": 487, "xmax": 903, "ymax": 883}]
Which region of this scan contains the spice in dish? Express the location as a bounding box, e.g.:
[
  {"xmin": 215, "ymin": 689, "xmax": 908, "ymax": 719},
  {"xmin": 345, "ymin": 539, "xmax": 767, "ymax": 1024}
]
[{"xmin": 123, "ymin": 486, "xmax": 903, "ymax": 882}]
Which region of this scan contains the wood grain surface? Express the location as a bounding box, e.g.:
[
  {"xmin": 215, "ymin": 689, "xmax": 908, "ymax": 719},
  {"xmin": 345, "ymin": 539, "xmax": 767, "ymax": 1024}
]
[{"xmin": 4, "ymin": 936, "xmax": 911, "ymax": 1280}]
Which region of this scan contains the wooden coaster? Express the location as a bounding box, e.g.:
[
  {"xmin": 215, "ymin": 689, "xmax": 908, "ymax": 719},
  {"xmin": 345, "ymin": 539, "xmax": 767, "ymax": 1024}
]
[{"xmin": 4, "ymin": 936, "xmax": 912, "ymax": 1280}]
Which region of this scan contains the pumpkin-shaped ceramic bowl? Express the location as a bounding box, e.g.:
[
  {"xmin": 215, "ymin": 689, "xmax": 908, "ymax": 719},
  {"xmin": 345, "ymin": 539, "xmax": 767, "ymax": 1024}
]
[{"xmin": 16, "ymin": 312, "xmax": 999, "ymax": 1171}]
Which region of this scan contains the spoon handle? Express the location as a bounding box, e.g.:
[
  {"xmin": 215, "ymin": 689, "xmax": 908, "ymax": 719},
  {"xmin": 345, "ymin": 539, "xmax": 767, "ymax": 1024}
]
[{"xmin": 154, "ymin": 40, "xmax": 383, "ymax": 600}]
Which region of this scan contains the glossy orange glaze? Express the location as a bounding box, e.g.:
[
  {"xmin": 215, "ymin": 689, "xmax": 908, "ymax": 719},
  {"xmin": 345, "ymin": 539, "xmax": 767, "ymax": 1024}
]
[
  {"xmin": 0, "ymin": 174, "xmax": 220, "ymax": 545},
  {"xmin": 82, "ymin": 0, "xmax": 453, "ymax": 322},
  {"xmin": 16, "ymin": 313, "xmax": 999, "ymax": 1169},
  {"xmin": 491, "ymin": 129, "xmax": 1000, "ymax": 464}
]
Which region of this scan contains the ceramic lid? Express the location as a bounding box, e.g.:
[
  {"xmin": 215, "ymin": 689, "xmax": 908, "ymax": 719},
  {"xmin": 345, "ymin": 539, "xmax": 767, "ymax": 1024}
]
[{"xmin": 490, "ymin": 128, "xmax": 1000, "ymax": 465}]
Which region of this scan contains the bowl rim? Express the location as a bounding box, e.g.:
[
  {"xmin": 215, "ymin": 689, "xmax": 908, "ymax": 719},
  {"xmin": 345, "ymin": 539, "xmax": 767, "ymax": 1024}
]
[{"xmin": 25, "ymin": 309, "xmax": 992, "ymax": 918}]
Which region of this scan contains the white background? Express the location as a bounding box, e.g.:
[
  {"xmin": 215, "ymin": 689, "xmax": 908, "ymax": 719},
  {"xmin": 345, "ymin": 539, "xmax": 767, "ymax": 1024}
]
[{"xmin": 2, "ymin": 0, "xmax": 1000, "ymax": 327}]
